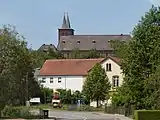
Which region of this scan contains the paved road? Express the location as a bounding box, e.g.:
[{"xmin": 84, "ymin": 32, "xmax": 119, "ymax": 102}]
[{"xmin": 32, "ymin": 110, "xmax": 116, "ymax": 120}]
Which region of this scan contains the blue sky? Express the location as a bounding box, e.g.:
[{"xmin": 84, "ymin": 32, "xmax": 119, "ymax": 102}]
[{"xmin": 0, "ymin": 0, "xmax": 156, "ymax": 49}]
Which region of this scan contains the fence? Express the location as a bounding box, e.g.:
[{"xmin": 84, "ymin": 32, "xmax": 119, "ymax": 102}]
[{"xmin": 105, "ymin": 104, "xmax": 135, "ymax": 117}]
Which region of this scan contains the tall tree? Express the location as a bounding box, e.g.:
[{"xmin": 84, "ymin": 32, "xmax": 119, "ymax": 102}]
[
  {"xmin": 110, "ymin": 40, "xmax": 129, "ymax": 58},
  {"xmin": 118, "ymin": 6, "xmax": 160, "ymax": 109},
  {"xmin": 0, "ymin": 25, "xmax": 41, "ymax": 114},
  {"xmin": 83, "ymin": 63, "xmax": 110, "ymax": 108}
]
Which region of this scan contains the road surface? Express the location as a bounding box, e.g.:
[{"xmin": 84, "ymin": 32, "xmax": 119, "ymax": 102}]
[{"xmin": 32, "ymin": 110, "xmax": 116, "ymax": 120}]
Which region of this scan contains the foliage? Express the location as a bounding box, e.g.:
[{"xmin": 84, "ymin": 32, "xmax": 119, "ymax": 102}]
[
  {"xmin": 83, "ymin": 63, "xmax": 111, "ymax": 108},
  {"xmin": 77, "ymin": 105, "xmax": 104, "ymax": 112},
  {"xmin": 1, "ymin": 106, "xmax": 39, "ymax": 119},
  {"xmin": 0, "ymin": 25, "xmax": 41, "ymax": 114},
  {"xmin": 83, "ymin": 49, "xmax": 102, "ymax": 59},
  {"xmin": 134, "ymin": 110, "xmax": 160, "ymax": 120},
  {"xmin": 31, "ymin": 48, "xmax": 63, "ymax": 68},
  {"xmin": 39, "ymin": 87, "xmax": 53, "ymax": 104},
  {"xmin": 110, "ymin": 40, "xmax": 129, "ymax": 58},
  {"xmin": 70, "ymin": 48, "xmax": 82, "ymax": 59},
  {"xmin": 56, "ymin": 89, "xmax": 88, "ymax": 105},
  {"xmin": 115, "ymin": 6, "xmax": 160, "ymax": 109},
  {"xmin": 143, "ymin": 66, "xmax": 160, "ymax": 109},
  {"xmin": 2, "ymin": 106, "xmax": 30, "ymax": 118}
]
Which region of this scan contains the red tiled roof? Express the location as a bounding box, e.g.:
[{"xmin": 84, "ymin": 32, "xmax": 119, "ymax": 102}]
[{"xmin": 39, "ymin": 58, "xmax": 105, "ymax": 76}]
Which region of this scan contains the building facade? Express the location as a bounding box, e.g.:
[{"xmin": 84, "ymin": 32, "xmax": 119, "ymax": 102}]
[
  {"xmin": 38, "ymin": 56, "xmax": 123, "ymax": 93},
  {"xmin": 39, "ymin": 13, "xmax": 131, "ymax": 58}
]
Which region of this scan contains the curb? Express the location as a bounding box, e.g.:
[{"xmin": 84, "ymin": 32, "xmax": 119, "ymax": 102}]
[{"xmin": 114, "ymin": 114, "xmax": 133, "ymax": 120}]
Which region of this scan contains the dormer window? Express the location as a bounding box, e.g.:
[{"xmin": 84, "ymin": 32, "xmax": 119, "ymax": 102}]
[
  {"xmin": 77, "ymin": 40, "xmax": 80, "ymax": 44},
  {"xmin": 62, "ymin": 41, "xmax": 65, "ymax": 44},
  {"xmin": 92, "ymin": 40, "xmax": 96, "ymax": 43}
]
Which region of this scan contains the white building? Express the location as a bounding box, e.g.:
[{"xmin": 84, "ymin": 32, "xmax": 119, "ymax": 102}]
[{"xmin": 38, "ymin": 56, "xmax": 123, "ymax": 92}]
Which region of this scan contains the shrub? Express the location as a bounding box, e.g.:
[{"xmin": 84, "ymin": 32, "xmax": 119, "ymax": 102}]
[
  {"xmin": 135, "ymin": 110, "xmax": 160, "ymax": 120},
  {"xmin": 2, "ymin": 106, "xmax": 39, "ymax": 119},
  {"xmin": 77, "ymin": 105, "xmax": 104, "ymax": 112}
]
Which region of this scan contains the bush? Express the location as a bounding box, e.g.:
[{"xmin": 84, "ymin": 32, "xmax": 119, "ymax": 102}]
[
  {"xmin": 77, "ymin": 105, "xmax": 104, "ymax": 112},
  {"xmin": 134, "ymin": 110, "xmax": 160, "ymax": 120},
  {"xmin": 2, "ymin": 106, "xmax": 39, "ymax": 119}
]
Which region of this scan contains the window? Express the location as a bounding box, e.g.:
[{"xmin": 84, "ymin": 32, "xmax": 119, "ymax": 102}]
[
  {"xmin": 77, "ymin": 40, "xmax": 80, "ymax": 44},
  {"xmin": 106, "ymin": 63, "xmax": 111, "ymax": 71},
  {"xmin": 58, "ymin": 77, "xmax": 61, "ymax": 83},
  {"xmin": 92, "ymin": 40, "xmax": 96, "ymax": 43},
  {"xmin": 41, "ymin": 77, "xmax": 46, "ymax": 83},
  {"xmin": 50, "ymin": 77, "xmax": 53, "ymax": 83},
  {"xmin": 112, "ymin": 76, "xmax": 119, "ymax": 88}
]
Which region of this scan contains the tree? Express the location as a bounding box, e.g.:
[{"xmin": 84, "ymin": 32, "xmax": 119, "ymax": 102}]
[
  {"xmin": 30, "ymin": 48, "xmax": 63, "ymax": 68},
  {"xmin": 70, "ymin": 48, "xmax": 82, "ymax": 59},
  {"xmin": 110, "ymin": 40, "xmax": 129, "ymax": 58},
  {"xmin": 83, "ymin": 63, "xmax": 111, "ymax": 108},
  {"xmin": 143, "ymin": 66, "xmax": 160, "ymax": 109},
  {"xmin": 118, "ymin": 6, "xmax": 160, "ymax": 109},
  {"xmin": 83, "ymin": 49, "xmax": 101, "ymax": 59},
  {"xmin": 0, "ymin": 25, "xmax": 41, "ymax": 115}
]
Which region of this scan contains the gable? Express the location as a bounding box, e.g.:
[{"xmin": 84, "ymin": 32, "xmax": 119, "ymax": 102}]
[{"xmin": 101, "ymin": 58, "xmax": 121, "ymax": 71}]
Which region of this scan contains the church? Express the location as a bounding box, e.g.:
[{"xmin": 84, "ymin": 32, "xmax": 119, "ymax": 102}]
[{"xmin": 39, "ymin": 13, "xmax": 131, "ymax": 58}]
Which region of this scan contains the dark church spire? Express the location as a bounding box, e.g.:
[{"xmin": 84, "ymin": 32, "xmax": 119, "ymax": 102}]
[
  {"xmin": 61, "ymin": 13, "xmax": 71, "ymax": 29},
  {"xmin": 66, "ymin": 13, "xmax": 71, "ymax": 28}
]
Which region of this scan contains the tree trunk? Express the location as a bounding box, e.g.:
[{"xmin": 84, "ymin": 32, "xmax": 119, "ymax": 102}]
[
  {"xmin": 96, "ymin": 98, "xmax": 99, "ymax": 108},
  {"xmin": 0, "ymin": 103, "xmax": 5, "ymax": 118}
]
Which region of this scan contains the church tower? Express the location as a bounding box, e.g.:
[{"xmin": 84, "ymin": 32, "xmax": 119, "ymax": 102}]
[{"xmin": 58, "ymin": 13, "xmax": 74, "ymax": 41}]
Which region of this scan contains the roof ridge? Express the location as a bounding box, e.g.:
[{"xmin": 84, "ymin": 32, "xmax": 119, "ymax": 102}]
[
  {"xmin": 46, "ymin": 58, "xmax": 105, "ymax": 61},
  {"xmin": 73, "ymin": 34, "xmax": 131, "ymax": 36}
]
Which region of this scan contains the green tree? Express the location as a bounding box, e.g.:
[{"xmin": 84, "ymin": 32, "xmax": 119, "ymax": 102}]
[
  {"xmin": 143, "ymin": 66, "xmax": 160, "ymax": 109},
  {"xmin": 83, "ymin": 63, "xmax": 110, "ymax": 108},
  {"xmin": 118, "ymin": 6, "xmax": 160, "ymax": 109},
  {"xmin": 31, "ymin": 48, "xmax": 63, "ymax": 68},
  {"xmin": 70, "ymin": 48, "xmax": 81, "ymax": 59},
  {"xmin": 110, "ymin": 40, "xmax": 129, "ymax": 58},
  {"xmin": 83, "ymin": 49, "xmax": 101, "ymax": 59},
  {"xmin": 0, "ymin": 25, "xmax": 41, "ymax": 115}
]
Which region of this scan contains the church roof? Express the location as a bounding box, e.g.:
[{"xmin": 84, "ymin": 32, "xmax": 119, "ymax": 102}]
[{"xmin": 57, "ymin": 34, "xmax": 131, "ymax": 51}]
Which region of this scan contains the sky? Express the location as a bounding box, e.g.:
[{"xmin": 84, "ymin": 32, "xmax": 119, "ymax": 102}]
[{"xmin": 0, "ymin": 0, "xmax": 158, "ymax": 49}]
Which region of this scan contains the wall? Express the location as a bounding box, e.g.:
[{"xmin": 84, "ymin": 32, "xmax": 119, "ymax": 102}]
[
  {"xmin": 38, "ymin": 75, "xmax": 85, "ymax": 91},
  {"xmin": 101, "ymin": 58, "xmax": 123, "ymax": 90}
]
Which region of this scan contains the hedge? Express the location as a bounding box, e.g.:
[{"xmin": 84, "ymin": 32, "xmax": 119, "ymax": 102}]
[
  {"xmin": 134, "ymin": 110, "xmax": 160, "ymax": 120},
  {"xmin": 1, "ymin": 106, "xmax": 40, "ymax": 119}
]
